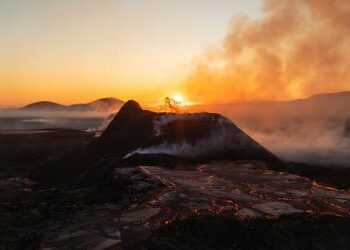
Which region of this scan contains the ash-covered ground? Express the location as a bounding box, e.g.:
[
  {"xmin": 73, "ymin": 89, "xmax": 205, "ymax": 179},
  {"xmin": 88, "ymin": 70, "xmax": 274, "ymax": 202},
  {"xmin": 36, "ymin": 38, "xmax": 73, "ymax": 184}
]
[{"xmin": 1, "ymin": 101, "xmax": 350, "ymax": 250}]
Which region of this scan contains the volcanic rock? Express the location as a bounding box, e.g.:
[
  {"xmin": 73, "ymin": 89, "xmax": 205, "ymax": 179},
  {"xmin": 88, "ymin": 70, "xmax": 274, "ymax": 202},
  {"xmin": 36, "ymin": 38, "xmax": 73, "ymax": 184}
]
[{"xmin": 144, "ymin": 214, "xmax": 350, "ymax": 250}]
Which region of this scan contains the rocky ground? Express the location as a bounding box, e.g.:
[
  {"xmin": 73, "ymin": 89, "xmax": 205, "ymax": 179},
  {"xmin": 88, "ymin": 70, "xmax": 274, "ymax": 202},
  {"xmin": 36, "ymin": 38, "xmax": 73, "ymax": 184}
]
[
  {"xmin": 41, "ymin": 162, "xmax": 350, "ymax": 248},
  {"xmin": 1, "ymin": 106, "xmax": 350, "ymax": 249},
  {"xmin": 1, "ymin": 155, "xmax": 350, "ymax": 249},
  {"xmin": 0, "ymin": 129, "xmax": 95, "ymax": 180}
]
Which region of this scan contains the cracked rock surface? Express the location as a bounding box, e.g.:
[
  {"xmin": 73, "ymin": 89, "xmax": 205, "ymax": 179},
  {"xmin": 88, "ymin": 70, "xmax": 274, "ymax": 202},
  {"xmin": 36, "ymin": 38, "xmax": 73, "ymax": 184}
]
[{"xmin": 4, "ymin": 162, "xmax": 350, "ymax": 249}]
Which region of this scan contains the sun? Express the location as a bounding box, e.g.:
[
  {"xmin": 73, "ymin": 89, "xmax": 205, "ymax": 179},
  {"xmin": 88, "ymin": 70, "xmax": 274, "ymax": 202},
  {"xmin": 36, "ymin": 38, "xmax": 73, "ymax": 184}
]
[
  {"xmin": 160, "ymin": 93, "xmax": 188, "ymax": 112},
  {"xmin": 172, "ymin": 93, "xmax": 185, "ymax": 103}
]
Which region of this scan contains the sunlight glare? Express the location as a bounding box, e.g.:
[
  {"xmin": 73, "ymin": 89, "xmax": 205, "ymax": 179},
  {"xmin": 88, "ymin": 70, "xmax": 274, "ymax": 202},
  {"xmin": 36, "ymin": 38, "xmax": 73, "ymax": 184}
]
[{"xmin": 172, "ymin": 93, "xmax": 185, "ymax": 103}]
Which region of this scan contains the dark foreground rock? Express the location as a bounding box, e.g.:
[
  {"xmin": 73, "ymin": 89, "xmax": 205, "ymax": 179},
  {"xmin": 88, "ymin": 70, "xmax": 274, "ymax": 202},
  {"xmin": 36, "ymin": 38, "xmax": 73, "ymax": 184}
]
[
  {"xmin": 145, "ymin": 214, "xmax": 350, "ymax": 250},
  {"xmin": 2, "ymin": 161, "xmax": 350, "ymax": 249},
  {"xmin": 0, "ymin": 129, "xmax": 95, "ymax": 180},
  {"xmin": 283, "ymin": 163, "xmax": 350, "ymax": 189},
  {"xmin": 0, "ymin": 168, "xmax": 163, "ymax": 250}
]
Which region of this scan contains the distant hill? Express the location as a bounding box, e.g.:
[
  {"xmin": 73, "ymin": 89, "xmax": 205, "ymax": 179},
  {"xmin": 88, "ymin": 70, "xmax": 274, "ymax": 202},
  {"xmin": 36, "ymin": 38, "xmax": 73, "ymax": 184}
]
[
  {"xmin": 302, "ymin": 91, "xmax": 350, "ymax": 103},
  {"xmin": 285, "ymin": 91, "xmax": 350, "ymax": 116},
  {"xmin": 20, "ymin": 98, "xmax": 124, "ymax": 113},
  {"xmin": 236, "ymin": 90, "xmax": 350, "ymax": 116},
  {"xmin": 193, "ymin": 91, "xmax": 350, "ymax": 122},
  {"xmin": 20, "ymin": 101, "xmax": 67, "ymax": 111},
  {"xmin": 68, "ymin": 98, "xmax": 124, "ymax": 113}
]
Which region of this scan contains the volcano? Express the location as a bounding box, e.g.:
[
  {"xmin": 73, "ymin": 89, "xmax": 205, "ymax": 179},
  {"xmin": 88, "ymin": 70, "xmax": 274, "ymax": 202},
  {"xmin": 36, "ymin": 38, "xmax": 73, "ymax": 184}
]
[
  {"xmin": 60, "ymin": 100, "xmax": 279, "ymax": 183},
  {"xmin": 100, "ymin": 100, "xmax": 278, "ymax": 162}
]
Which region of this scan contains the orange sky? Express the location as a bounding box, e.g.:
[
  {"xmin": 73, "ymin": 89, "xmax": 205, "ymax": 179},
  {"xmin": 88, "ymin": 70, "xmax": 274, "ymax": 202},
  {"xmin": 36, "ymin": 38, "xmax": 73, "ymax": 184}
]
[
  {"xmin": 0, "ymin": 0, "xmax": 260, "ymax": 106},
  {"xmin": 1, "ymin": 0, "xmax": 349, "ymax": 106}
]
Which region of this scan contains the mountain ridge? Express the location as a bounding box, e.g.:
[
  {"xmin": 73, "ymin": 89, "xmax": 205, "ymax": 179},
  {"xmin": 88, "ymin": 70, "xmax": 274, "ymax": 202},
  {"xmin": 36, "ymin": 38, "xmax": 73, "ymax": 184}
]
[
  {"xmin": 19, "ymin": 97, "xmax": 124, "ymax": 113},
  {"xmin": 193, "ymin": 90, "xmax": 350, "ymax": 118}
]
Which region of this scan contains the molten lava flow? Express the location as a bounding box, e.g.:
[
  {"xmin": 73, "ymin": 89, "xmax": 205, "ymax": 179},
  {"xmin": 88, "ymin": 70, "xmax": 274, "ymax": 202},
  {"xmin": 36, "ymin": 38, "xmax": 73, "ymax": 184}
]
[{"xmin": 311, "ymin": 180, "xmax": 338, "ymax": 192}]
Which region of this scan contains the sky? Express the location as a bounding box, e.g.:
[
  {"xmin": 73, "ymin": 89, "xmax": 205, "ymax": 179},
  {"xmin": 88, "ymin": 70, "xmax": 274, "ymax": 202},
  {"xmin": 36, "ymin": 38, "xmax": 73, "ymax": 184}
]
[
  {"xmin": 1, "ymin": 0, "xmax": 349, "ymax": 106},
  {"xmin": 0, "ymin": 0, "xmax": 261, "ymax": 106}
]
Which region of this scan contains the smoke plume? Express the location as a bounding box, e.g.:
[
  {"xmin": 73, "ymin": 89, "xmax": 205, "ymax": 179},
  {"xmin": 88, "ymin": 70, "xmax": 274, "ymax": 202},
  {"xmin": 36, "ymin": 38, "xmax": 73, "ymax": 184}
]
[{"xmin": 184, "ymin": 0, "xmax": 350, "ymax": 103}]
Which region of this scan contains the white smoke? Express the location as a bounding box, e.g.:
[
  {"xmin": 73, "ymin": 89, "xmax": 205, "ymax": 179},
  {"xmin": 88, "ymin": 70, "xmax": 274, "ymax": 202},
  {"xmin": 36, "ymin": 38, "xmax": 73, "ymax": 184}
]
[{"xmin": 124, "ymin": 113, "xmax": 247, "ymax": 159}]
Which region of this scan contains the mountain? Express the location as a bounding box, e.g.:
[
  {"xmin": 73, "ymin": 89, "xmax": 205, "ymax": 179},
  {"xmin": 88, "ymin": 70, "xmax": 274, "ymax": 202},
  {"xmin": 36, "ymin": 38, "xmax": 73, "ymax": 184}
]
[
  {"xmin": 302, "ymin": 91, "xmax": 350, "ymax": 104},
  {"xmin": 20, "ymin": 97, "xmax": 124, "ymax": 113},
  {"xmin": 100, "ymin": 100, "xmax": 278, "ymax": 163},
  {"xmin": 191, "ymin": 90, "xmax": 350, "ymax": 131},
  {"xmin": 20, "ymin": 101, "xmax": 67, "ymax": 111},
  {"xmin": 54, "ymin": 100, "xmax": 279, "ymax": 183},
  {"xmin": 68, "ymin": 97, "xmax": 124, "ymax": 112},
  {"xmin": 282, "ymin": 91, "xmax": 350, "ymax": 116},
  {"xmin": 209, "ymin": 91, "xmax": 350, "ymax": 119}
]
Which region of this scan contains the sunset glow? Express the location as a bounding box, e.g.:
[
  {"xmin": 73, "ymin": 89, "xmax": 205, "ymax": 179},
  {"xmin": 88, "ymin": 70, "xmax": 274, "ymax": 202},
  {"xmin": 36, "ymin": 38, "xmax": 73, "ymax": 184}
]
[
  {"xmin": 2, "ymin": 2, "xmax": 350, "ymax": 248},
  {"xmin": 0, "ymin": 0, "xmax": 349, "ymax": 106},
  {"xmin": 0, "ymin": 0, "xmax": 261, "ymax": 106},
  {"xmin": 172, "ymin": 94, "xmax": 185, "ymax": 104}
]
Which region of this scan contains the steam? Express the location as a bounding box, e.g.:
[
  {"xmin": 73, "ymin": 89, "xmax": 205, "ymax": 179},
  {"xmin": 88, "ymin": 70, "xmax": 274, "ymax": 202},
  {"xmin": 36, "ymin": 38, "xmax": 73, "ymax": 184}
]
[
  {"xmin": 184, "ymin": 0, "xmax": 350, "ymax": 103},
  {"xmin": 248, "ymin": 125, "xmax": 350, "ymax": 167},
  {"xmin": 0, "ymin": 110, "xmax": 105, "ymax": 131},
  {"xmin": 125, "ymin": 113, "xmax": 246, "ymax": 158},
  {"xmin": 125, "ymin": 142, "xmax": 211, "ymax": 158},
  {"xmin": 86, "ymin": 113, "xmax": 115, "ymax": 137}
]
